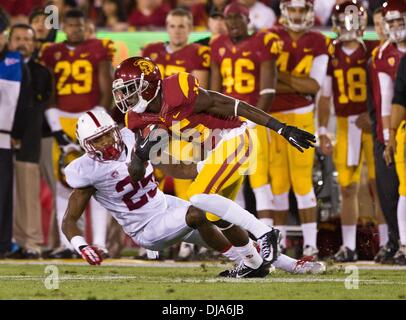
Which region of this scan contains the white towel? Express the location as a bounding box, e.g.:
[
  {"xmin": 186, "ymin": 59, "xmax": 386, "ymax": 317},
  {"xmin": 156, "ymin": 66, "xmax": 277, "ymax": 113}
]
[{"xmin": 347, "ymin": 115, "xmax": 362, "ymax": 166}]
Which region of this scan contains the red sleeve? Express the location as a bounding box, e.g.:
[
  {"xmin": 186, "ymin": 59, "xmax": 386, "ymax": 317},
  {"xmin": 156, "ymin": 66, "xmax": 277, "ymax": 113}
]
[
  {"xmin": 326, "ymin": 40, "xmax": 335, "ymax": 77},
  {"xmin": 210, "ymin": 36, "xmax": 222, "ymax": 65},
  {"xmin": 93, "ymin": 39, "xmax": 114, "ymax": 63},
  {"xmin": 160, "ymin": 72, "xmax": 200, "ymax": 122},
  {"xmin": 125, "ymin": 111, "xmax": 161, "ymax": 131},
  {"xmin": 39, "ymin": 43, "xmax": 55, "ymax": 68},
  {"xmin": 191, "ymin": 44, "xmax": 210, "ymax": 70},
  {"xmin": 314, "ymin": 32, "xmax": 329, "ymax": 57},
  {"xmin": 258, "ymin": 31, "xmax": 281, "ymax": 62}
]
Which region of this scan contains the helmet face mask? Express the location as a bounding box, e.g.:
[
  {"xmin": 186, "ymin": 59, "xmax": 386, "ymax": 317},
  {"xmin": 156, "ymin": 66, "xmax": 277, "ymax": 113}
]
[
  {"xmin": 383, "ymin": 1, "xmax": 406, "ymax": 43},
  {"xmin": 113, "ymin": 57, "xmax": 162, "ymax": 114},
  {"xmin": 76, "ymin": 110, "xmax": 124, "ymax": 162},
  {"xmin": 280, "ymin": 0, "xmax": 315, "ymax": 32},
  {"xmin": 83, "ymin": 126, "xmax": 124, "ymax": 162}
]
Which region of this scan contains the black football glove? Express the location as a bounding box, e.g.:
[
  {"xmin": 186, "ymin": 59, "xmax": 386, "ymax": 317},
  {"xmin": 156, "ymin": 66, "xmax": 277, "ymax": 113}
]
[
  {"xmin": 134, "ymin": 125, "xmax": 168, "ymax": 162},
  {"xmin": 53, "ymin": 130, "xmax": 81, "ymax": 153},
  {"xmin": 278, "ymin": 124, "xmax": 316, "ymax": 153}
]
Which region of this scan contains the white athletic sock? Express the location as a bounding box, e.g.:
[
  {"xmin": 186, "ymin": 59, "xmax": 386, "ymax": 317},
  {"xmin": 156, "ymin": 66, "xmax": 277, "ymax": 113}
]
[
  {"xmin": 253, "ymin": 184, "xmax": 273, "ymax": 211},
  {"xmin": 274, "ymin": 225, "xmax": 287, "ymax": 249},
  {"xmin": 222, "ymin": 246, "xmax": 243, "ymax": 264},
  {"xmin": 398, "ymin": 196, "xmax": 406, "ymax": 245},
  {"xmin": 90, "ymin": 197, "xmax": 108, "ymax": 248},
  {"xmin": 273, "ymin": 253, "xmax": 297, "ymax": 273},
  {"xmin": 378, "ymin": 224, "xmax": 389, "ymax": 247},
  {"xmin": 342, "ymin": 225, "xmax": 357, "ymax": 251},
  {"xmin": 234, "ymin": 239, "xmax": 262, "ymax": 269},
  {"xmin": 189, "ymin": 194, "xmax": 271, "ymax": 239},
  {"xmin": 260, "ymin": 218, "xmax": 274, "ymax": 227},
  {"xmin": 302, "ymin": 222, "xmax": 317, "ymax": 248}
]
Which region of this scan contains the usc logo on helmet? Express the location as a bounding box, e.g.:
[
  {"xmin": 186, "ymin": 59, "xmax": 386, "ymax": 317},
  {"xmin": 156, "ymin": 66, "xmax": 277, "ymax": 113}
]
[{"xmin": 134, "ymin": 59, "xmax": 155, "ymax": 75}]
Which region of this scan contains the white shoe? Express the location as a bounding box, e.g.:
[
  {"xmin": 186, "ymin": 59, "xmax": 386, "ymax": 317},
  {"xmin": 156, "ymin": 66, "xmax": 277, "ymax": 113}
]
[
  {"xmin": 293, "ymin": 257, "xmax": 326, "ymax": 274},
  {"xmin": 177, "ymin": 242, "xmax": 194, "ymax": 261},
  {"xmin": 302, "ymin": 245, "xmax": 319, "ymax": 259}
]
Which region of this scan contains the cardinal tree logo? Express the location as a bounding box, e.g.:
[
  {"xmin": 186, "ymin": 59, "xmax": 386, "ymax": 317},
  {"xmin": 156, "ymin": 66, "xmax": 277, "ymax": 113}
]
[{"xmin": 145, "ymin": 122, "xmax": 258, "ymax": 176}]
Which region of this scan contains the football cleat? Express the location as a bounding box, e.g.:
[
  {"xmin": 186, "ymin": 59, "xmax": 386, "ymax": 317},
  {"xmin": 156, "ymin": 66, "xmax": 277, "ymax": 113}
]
[
  {"xmin": 47, "ymin": 247, "xmax": 80, "ymax": 259},
  {"xmin": 374, "ymin": 244, "xmax": 397, "ymax": 264},
  {"xmin": 257, "ymin": 228, "xmax": 282, "ymax": 265},
  {"xmin": 293, "ymin": 256, "xmax": 326, "ymax": 274},
  {"xmin": 302, "ymin": 245, "xmax": 319, "ymax": 260},
  {"xmin": 218, "ymin": 261, "xmax": 271, "ymax": 278},
  {"xmin": 333, "ymin": 245, "xmax": 358, "ymax": 262},
  {"xmin": 175, "ymin": 242, "xmax": 195, "ymax": 261},
  {"xmin": 393, "ymin": 245, "xmax": 406, "ymax": 266}
]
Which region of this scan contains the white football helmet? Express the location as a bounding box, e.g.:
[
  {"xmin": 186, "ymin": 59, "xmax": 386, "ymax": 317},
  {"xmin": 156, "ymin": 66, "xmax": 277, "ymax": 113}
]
[
  {"xmin": 382, "ymin": 0, "xmax": 406, "ymax": 43},
  {"xmin": 76, "ymin": 110, "xmax": 124, "ymax": 162},
  {"xmin": 280, "ymin": 0, "xmax": 315, "ymax": 32}
]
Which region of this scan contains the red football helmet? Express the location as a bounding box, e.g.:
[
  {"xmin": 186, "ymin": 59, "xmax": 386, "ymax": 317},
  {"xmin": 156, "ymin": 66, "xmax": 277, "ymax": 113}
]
[
  {"xmin": 280, "ymin": 0, "xmax": 315, "ymax": 32},
  {"xmin": 332, "ymin": 0, "xmax": 367, "ymax": 41},
  {"xmin": 382, "ymin": 0, "xmax": 406, "ymax": 43},
  {"xmin": 113, "ymin": 57, "xmax": 162, "ymax": 114}
]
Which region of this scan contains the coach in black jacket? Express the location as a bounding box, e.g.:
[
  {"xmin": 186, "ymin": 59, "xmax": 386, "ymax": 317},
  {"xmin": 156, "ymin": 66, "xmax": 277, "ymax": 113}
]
[{"xmin": 6, "ymin": 24, "xmax": 53, "ymax": 259}]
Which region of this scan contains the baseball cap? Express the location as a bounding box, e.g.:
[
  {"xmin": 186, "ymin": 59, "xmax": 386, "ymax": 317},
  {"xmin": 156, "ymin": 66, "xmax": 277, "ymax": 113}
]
[{"xmin": 223, "ymin": 2, "xmax": 250, "ymax": 18}]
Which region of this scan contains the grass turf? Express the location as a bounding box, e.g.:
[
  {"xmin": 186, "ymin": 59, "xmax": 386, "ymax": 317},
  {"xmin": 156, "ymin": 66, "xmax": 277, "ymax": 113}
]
[{"xmin": 0, "ymin": 262, "xmax": 405, "ymax": 300}]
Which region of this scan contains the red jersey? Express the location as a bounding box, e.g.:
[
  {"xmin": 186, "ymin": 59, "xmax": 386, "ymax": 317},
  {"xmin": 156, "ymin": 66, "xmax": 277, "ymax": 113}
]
[
  {"xmin": 41, "ymin": 39, "xmax": 114, "ymax": 113},
  {"xmin": 369, "ymin": 42, "xmax": 405, "ymax": 143},
  {"xmin": 327, "ymin": 40, "xmax": 376, "ymax": 117},
  {"xmin": 270, "ymin": 26, "xmax": 328, "ymax": 112},
  {"xmin": 142, "ymin": 42, "xmax": 210, "ymax": 79},
  {"xmin": 126, "ymin": 72, "xmax": 242, "ymax": 145},
  {"xmin": 128, "ymin": 3, "xmax": 171, "ymax": 29},
  {"xmin": 211, "ymin": 31, "xmax": 280, "ymax": 106}
]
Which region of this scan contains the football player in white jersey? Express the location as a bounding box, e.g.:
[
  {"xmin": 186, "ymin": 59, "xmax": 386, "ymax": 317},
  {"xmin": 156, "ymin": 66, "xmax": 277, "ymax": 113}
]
[{"xmin": 63, "ymin": 110, "xmax": 325, "ymax": 276}]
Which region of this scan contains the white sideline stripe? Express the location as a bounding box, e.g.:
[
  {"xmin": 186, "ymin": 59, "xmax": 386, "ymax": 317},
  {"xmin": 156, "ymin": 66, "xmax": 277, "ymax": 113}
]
[{"xmin": 0, "ymin": 275, "xmax": 405, "ymax": 285}]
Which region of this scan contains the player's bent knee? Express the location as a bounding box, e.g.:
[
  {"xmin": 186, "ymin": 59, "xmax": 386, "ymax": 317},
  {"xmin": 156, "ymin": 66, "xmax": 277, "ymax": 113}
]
[
  {"xmin": 295, "ymin": 190, "xmax": 317, "ymax": 210},
  {"xmin": 185, "ymin": 206, "xmax": 207, "ymax": 229}
]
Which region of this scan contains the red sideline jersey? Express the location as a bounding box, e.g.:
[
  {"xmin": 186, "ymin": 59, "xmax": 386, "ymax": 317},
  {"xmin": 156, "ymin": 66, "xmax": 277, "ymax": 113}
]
[
  {"xmin": 327, "ymin": 40, "xmax": 376, "ymax": 117},
  {"xmin": 270, "ymin": 26, "xmax": 328, "ymax": 112},
  {"xmin": 41, "ymin": 38, "xmax": 114, "ymax": 113},
  {"xmin": 142, "ymin": 42, "xmax": 210, "ymax": 79},
  {"xmin": 369, "ymin": 42, "xmax": 405, "ymax": 143},
  {"xmin": 125, "ymin": 72, "xmax": 242, "ymax": 140},
  {"xmin": 211, "ymin": 31, "xmax": 280, "ymax": 106}
]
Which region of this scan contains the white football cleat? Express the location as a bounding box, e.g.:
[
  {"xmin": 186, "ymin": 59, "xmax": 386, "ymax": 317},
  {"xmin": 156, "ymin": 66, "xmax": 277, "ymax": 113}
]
[{"xmin": 293, "ymin": 257, "xmax": 326, "ymax": 274}]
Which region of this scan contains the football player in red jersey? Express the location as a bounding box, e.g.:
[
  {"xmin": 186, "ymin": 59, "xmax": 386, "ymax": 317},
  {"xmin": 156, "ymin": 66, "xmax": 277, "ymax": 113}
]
[
  {"xmin": 142, "ymin": 8, "xmax": 210, "ymax": 88},
  {"xmin": 112, "ymin": 56, "xmax": 323, "ymax": 276},
  {"xmin": 210, "ymin": 2, "xmax": 279, "ymax": 236},
  {"xmin": 381, "ymin": 0, "xmax": 406, "ymax": 265},
  {"xmin": 369, "ymin": 0, "xmax": 406, "ymax": 265},
  {"xmin": 265, "ymin": 0, "xmax": 328, "ymax": 259},
  {"xmin": 41, "ymin": 9, "xmax": 115, "ymax": 259},
  {"xmin": 318, "ymin": 1, "xmax": 387, "ymax": 262}
]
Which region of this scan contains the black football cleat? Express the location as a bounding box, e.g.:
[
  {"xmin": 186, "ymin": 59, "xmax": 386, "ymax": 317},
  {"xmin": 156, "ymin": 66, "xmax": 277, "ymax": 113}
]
[
  {"xmin": 333, "ymin": 246, "xmax": 358, "ymax": 263},
  {"xmin": 374, "ymin": 244, "xmax": 397, "ymax": 264},
  {"xmin": 257, "ymin": 228, "xmax": 282, "ymax": 265},
  {"xmin": 393, "ymin": 246, "xmax": 406, "ymax": 266},
  {"xmin": 218, "ymin": 261, "xmax": 270, "ymax": 278}
]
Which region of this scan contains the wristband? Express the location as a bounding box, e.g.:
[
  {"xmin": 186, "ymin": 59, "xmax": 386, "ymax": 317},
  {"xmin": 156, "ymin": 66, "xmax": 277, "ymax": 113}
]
[
  {"xmin": 260, "ymin": 88, "xmax": 276, "ymax": 95},
  {"xmin": 71, "ymin": 235, "xmax": 89, "ymax": 254},
  {"xmin": 234, "ymin": 99, "xmax": 240, "ymax": 117},
  {"xmin": 383, "ymin": 128, "xmax": 390, "ymax": 143},
  {"xmin": 318, "ymin": 126, "xmax": 329, "ymax": 136}
]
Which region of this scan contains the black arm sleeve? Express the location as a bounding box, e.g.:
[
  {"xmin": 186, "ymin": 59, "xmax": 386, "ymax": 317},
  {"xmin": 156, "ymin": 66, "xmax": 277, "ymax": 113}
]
[
  {"xmin": 11, "ymin": 63, "xmax": 31, "ymax": 139},
  {"xmin": 392, "ymin": 55, "xmax": 406, "ymax": 108}
]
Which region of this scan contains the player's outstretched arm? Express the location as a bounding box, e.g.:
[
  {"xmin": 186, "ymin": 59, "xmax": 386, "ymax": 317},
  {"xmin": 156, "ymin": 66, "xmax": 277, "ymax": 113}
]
[
  {"xmin": 62, "ymin": 186, "xmax": 104, "ymax": 265},
  {"xmin": 195, "ymin": 88, "xmax": 316, "ymax": 153}
]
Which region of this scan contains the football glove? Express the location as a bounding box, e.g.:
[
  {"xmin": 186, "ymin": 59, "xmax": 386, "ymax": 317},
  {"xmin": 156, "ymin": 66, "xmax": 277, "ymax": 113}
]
[
  {"xmin": 277, "ymin": 124, "xmax": 316, "ymax": 153},
  {"xmin": 79, "ymin": 245, "xmax": 104, "ymax": 266},
  {"xmin": 53, "ymin": 130, "xmax": 82, "ymax": 154}
]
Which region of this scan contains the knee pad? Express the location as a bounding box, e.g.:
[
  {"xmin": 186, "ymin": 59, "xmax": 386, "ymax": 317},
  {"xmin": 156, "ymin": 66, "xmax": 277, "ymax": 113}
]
[
  {"xmin": 271, "ymin": 192, "xmax": 289, "ymax": 211},
  {"xmin": 253, "ymin": 184, "xmax": 274, "ymax": 211},
  {"xmin": 295, "ymin": 190, "xmax": 317, "ymax": 209}
]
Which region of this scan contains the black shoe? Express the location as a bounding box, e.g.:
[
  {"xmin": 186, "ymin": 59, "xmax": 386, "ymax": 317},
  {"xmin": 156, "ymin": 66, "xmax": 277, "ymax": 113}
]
[
  {"xmin": 5, "ymin": 248, "xmax": 25, "ymax": 259},
  {"xmin": 48, "ymin": 247, "xmax": 79, "ymax": 259},
  {"xmin": 393, "ymin": 246, "xmax": 406, "ymax": 265},
  {"xmin": 333, "ymin": 246, "xmax": 358, "ymax": 262},
  {"xmin": 218, "ymin": 261, "xmax": 270, "ymax": 278},
  {"xmin": 374, "ymin": 245, "xmax": 397, "ymax": 264},
  {"xmin": 257, "ymin": 229, "xmax": 281, "ymax": 265},
  {"xmin": 24, "ymin": 249, "xmax": 41, "ymax": 259}
]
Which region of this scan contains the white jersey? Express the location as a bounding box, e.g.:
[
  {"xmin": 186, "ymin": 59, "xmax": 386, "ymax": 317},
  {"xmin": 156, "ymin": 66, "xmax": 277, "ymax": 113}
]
[{"xmin": 65, "ymin": 127, "xmax": 167, "ymax": 237}]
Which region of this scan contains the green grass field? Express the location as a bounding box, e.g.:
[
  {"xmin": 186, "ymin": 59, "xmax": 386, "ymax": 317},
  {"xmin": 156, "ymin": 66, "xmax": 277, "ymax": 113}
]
[{"xmin": 0, "ymin": 260, "xmax": 405, "ymax": 300}]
